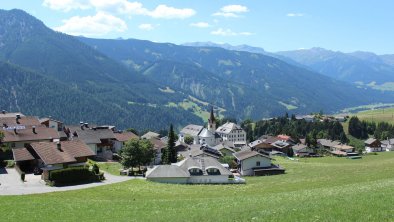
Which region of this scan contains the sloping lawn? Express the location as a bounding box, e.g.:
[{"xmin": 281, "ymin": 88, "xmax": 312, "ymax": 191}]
[{"xmin": 1, "ymin": 153, "xmax": 394, "ymax": 221}]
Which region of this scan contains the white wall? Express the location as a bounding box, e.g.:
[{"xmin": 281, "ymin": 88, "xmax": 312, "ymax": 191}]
[{"xmin": 241, "ymin": 156, "xmax": 271, "ymax": 176}]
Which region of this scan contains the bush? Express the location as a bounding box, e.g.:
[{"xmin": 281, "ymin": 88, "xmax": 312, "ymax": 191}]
[
  {"xmin": 5, "ymin": 160, "xmax": 14, "ymax": 168},
  {"xmin": 92, "ymin": 164, "xmax": 99, "ymax": 174},
  {"xmin": 49, "ymin": 167, "xmax": 102, "ymax": 186}
]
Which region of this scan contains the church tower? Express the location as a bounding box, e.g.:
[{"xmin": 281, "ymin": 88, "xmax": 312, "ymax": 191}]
[{"xmin": 208, "ymin": 106, "xmax": 216, "ymax": 133}]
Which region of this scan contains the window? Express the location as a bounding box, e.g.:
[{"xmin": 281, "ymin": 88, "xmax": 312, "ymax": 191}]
[{"xmin": 256, "ymin": 161, "xmax": 260, "ymax": 167}]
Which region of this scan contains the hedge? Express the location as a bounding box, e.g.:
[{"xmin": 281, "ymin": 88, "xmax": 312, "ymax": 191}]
[{"xmin": 49, "ymin": 167, "xmax": 104, "ymax": 186}]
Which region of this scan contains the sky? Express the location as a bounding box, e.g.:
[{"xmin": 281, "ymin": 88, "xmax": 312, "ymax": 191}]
[{"xmin": 1, "ymin": 0, "xmax": 394, "ymax": 54}]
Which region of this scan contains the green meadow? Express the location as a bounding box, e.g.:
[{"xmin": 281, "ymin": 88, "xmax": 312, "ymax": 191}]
[{"xmin": 2, "ymin": 153, "xmax": 394, "ymax": 221}]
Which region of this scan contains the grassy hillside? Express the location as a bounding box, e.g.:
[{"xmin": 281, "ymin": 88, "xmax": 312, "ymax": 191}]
[
  {"xmin": 2, "ymin": 153, "xmax": 394, "ymax": 221},
  {"xmin": 356, "ymin": 108, "xmax": 394, "ymax": 124}
]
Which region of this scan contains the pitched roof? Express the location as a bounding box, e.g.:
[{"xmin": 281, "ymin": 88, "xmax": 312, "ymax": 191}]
[
  {"xmin": 180, "ymin": 124, "xmax": 203, "ymax": 137},
  {"xmin": 149, "ymin": 138, "xmax": 166, "ymax": 150},
  {"xmin": 114, "ymin": 132, "xmax": 139, "ymax": 142},
  {"xmin": 317, "ymin": 139, "xmax": 341, "ymax": 147},
  {"xmin": 30, "ymin": 141, "xmax": 94, "ymax": 165},
  {"xmin": 30, "ymin": 142, "xmax": 76, "ymax": 165},
  {"xmin": 364, "ymin": 138, "xmax": 378, "ymax": 145},
  {"xmin": 1, "ymin": 127, "xmax": 60, "ymax": 143},
  {"xmin": 141, "ymin": 131, "xmax": 160, "ymax": 140},
  {"xmin": 68, "ymin": 126, "xmax": 115, "ymax": 144},
  {"xmin": 216, "ymin": 122, "xmax": 243, "ymax": 134},
  {"xmin": 292, "ymin": 144, "xmax": 308, "ymax": 151},
  {"xmin": 0, "ymin": 116, "xmax": 41, "ymax": 129},
  {"xmin": 333, "ymin": 144, "xmax": 354, "ymax": 150},
  {"xmin": 214, "ymin": 143, "xmax": 235, "ymax": 153},
  {"xmin": 59, "ymin": 140, "xmax": 95, "ymax": 158},
  {"xmin": 233, "ymin": 150, "xmax": 271, "ymax": 161},
  {"xmin": 12, "ymin": 148, "xmax": 35, "ymax": 162}
]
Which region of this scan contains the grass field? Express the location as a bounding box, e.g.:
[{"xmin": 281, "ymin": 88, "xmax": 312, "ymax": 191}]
[
  {"xmin": 2, "ymin": 153, "xmax": 394, "ymax": 221},
  {"xmin": 355, "ymin": 108, "xmax": 394, "ymax": 124}
]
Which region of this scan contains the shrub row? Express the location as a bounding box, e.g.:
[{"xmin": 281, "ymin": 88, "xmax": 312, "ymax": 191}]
[{"xmin": 49, "ymin": 167, "xmax": 104, "ymax": 186}]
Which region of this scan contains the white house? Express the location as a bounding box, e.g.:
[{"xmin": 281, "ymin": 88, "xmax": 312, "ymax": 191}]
[
  {"xmin": 364, "ymin": 138, "xmax": 383, "ymax": 153},
  {"xmin": 216, "ymin": 122, "xmax": 246, "ymax": 147},
  {"xmin": 381, "ymin": 139, "xmax": 394, "ymax": 151},
  {"xmin": 233, "ymin": 149, "xmax": 285, "ymax": 176}
]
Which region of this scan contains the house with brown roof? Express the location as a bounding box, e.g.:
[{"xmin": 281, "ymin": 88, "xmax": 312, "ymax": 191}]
[
  {"xmin": 292, "ymin": 144, "xmax": 314, "ymax": 157},
  {"xmin": 148, "ymin": 137, "xmax": 166, "ymax": 165},
  {"xmin": 233, "ymin": 149, "xmax": 285, "ymax": 176},
  {"xmin": 364, "ymin": 138, "xmax": 383, "ymax": 153},
  {"xmin": 12, "ymin": 140, "xmax": 95, "ymax": 179},
  {"xmin": 113, "ymin": 131, "xmax": 139, "ymax": 153},
  {"xmin": 67, "ymin": 125, "xmax": 116, "ymax": 159},
  {"xmin": 1, "ymin": 127, "xmax": 60, "ymax": 148}
]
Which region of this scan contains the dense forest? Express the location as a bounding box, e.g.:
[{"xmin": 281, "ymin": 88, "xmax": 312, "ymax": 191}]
[{"xmin": 348, "ymin": 116, "xmax": 394, "ymax": 140}]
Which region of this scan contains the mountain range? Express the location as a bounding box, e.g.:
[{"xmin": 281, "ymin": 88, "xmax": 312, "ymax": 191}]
[
  {"xmin": 1, "ymin": 9, "xmax": 394, "ymax": 131},
  {"xmin": 184, "ymin": 42, "xmax": 394, "ymax": 87}
]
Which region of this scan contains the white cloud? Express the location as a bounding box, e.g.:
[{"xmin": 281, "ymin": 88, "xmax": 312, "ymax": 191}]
[
  {"xmin": 42, "ymin": 0, "xmax": 91, "ymax": 12},
  {"xmin": 147, "ymin": 4, "xmax": 196, "ymax": 19},
  {"xmin": 190, "ymin": 22, "xmax": 210, "ymax": 28},
  {"xmin": 89, "ymin": 0, "xmax": 147, "ymax": 15},
  {"xmin": 138, "ymin": 23, "xmax": 155, "ymax": 31},
  {"xmin": 221, "ymin": 5, "xmax": 248, "ymax": 13},
  {"xmin": 211, "ymin": 28, "xmax": 252, "ymax": 36},
  {"xmin": 287, "ymin": 13, "xmax": 304, "ymax": 17},
  {"xmin": 44, "ymin": 0, "xmax": 196, "ymax": 19},
  {"xmin": 54, "ymin": 11, "xmax": 127, "ymax": 36},
  {"xmin": 213, "ymin": 4, "xmax": 248, "ymax": 18}
]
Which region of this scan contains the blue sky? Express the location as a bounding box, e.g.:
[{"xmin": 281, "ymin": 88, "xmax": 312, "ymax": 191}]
[{"xmin": 1, "ymin": 0, "xmax": 394, "ymax": 54}]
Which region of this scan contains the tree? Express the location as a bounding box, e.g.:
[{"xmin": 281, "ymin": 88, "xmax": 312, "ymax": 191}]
[
  {"xmin": 184, "ymin": 135, "xmax": 194, "ymax": 145},
  {"xmin": 163, "ymin": 124, "xmax": 177, "ymax": 164},
  {"xmin": 120, "ymin": 138, "xmax": 155, "ymax": 170}
]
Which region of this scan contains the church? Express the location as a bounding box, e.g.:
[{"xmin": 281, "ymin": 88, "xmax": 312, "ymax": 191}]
[{"xmin": 179, "ymin": 107, "xmax": 222, "ymax": 146}]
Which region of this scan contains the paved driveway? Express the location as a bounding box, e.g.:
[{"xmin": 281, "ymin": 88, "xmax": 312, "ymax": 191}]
[{"xmin": 0, "ymin": 168, "xmax": 140, "ymax": 196}]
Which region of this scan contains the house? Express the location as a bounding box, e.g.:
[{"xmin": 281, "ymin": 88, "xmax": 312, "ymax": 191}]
[
  {"xmin": 67, "ymin": 124, "xmax": 116, "ymax": 159},
  {"xmin": 113, "ymin": 131, "xmax": 139, "ymax": 153},
  {"xmin": 179, "ymin": 124, "xmax": 203, "ymax": 144},
  {"xmin": 39, "ymin": 117, "xmax": 64, "ymax": 131},
  {"xmin": 1, "ymin": 126, "xmax": 60, "ymax": 148},
  {"xmin": 277, "ymin": 134, "xmax": 296, "ymax": 145},
  {"xmin": 292, "ymin": 144, "xmax": 314, "ymax": 156},
  {"xmin": 148, "ymin": 137, "xmax": 166, "ymax": 165},
  {"xmin": 12, "ymin": 140, "xmax": 95, "ymax": 179},
  {"xmin": 146, "ymin": 156, "xmax": 242, "ymax": 184},
  {"xmin": 381, "ymin": 139, "xmax": 394, "ymax": 151},
  {"xmin": 141, "ymin": 131, "xmax": 160, "ymax": 140},
  {"xmin": 317, "ymin": 139, "xmax": 341, "ymax": 150},
  {"xmin": 216, "ymin": 122, "xmax": 247, "ymax": 147},
  {"xmin": 233, "ymin": 149, "xmax": 285, "ymax": 176},
  {"xmin": 364, "ymin": 138, "xmax": 383, "ymax": 153}
]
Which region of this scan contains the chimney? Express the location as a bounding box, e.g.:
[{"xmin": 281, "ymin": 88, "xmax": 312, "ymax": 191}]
[
  {"xmin": 3, "ymin": 123, "xmax": 7, "ymax": 128},
  {"xmin": 1, "ymin": 110, "xmax": 5, "ymax": 114},
  {"xmin": 32, "ymin": 126, "xmax": 37, "ymax": 134},
  {"xmin": 84, "ymin": 123, "xmax": 89, "ymax": 128},
  {"xmin": 14, "ymin": 128, "xmax": 18, "ymax": 134},
  {"xmin": 56, "ymin": 142, "xmax": 62, "ymax": 152}
]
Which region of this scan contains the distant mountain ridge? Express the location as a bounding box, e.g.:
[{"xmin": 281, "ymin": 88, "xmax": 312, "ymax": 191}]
[{"xmin": 184, "ymin": 42, "xmax": 394, "ymax": 86}]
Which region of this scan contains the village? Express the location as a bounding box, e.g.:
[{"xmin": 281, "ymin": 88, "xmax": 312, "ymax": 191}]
[{"xmin": 0, "ymin": 108, "xmax": 393, "ymax": 189}]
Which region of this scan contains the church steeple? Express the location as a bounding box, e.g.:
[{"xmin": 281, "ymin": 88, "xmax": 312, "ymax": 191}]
[{"xmin": 208, "ymin": 106, "xmax": 216, "ymax": 132}]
